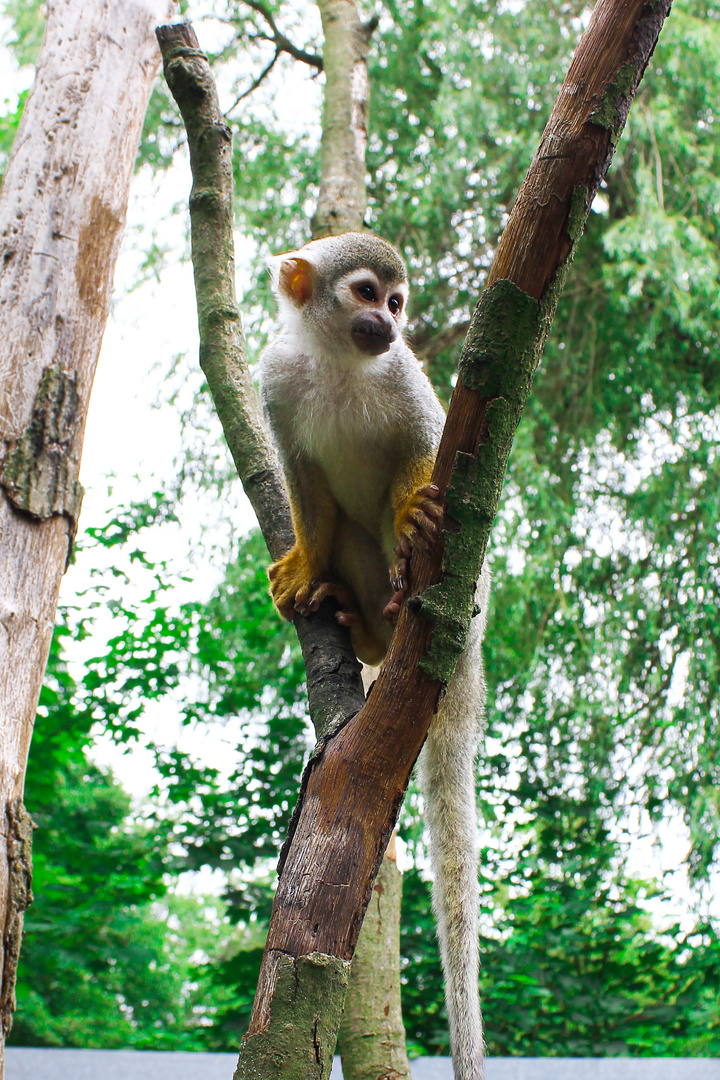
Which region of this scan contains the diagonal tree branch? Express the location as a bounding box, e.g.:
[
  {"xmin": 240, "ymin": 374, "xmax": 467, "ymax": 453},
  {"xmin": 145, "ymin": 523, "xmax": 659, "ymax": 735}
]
[
  {"xmin": 156, "ymin": 22, "xmax": 364, "ymax": 744},
  {"xmin": 157, "ymin": 0, "xmax": 673, "ymax": 1073},
  {"xmin": 226, "ymin": 49, "xmax": 280, "ymax": 113},
  {"xmin": 242, "ymin": 0, "xmax": 323, "ymax": 70}
]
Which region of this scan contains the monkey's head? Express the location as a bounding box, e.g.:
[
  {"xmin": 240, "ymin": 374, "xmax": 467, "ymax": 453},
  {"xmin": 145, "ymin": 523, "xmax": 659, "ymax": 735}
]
[{"xmin": 271, "ymin": 232, "xmax": 409, "ymax": 358}]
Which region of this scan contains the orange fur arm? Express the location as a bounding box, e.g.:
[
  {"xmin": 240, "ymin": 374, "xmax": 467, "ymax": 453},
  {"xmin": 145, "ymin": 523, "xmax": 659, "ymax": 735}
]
[
  {"xmin": 268, "ymin": 463, "xmax": 337, "ymax": 619},
  {"xmin": 391, "ymin": 454, "xmax": 438, "ymax": 545}
]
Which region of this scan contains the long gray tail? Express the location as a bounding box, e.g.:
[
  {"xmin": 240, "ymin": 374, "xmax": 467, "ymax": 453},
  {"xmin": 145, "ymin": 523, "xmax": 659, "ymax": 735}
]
[{"xmin": 418, "ymin": 569, "xmax": 489, "ymax": 1080}]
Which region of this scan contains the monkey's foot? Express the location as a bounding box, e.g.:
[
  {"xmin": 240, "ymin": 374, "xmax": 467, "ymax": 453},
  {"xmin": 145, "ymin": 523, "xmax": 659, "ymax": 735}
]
[
  {"xmin": 294, "ymin": 575, "xmax": 362, "ymax": 626},
  {"xmin": 388, "ymin": 483, "xmax": 444, "ymax": 616},
  {"xmin": 268, "ymin": 546, "xmax": 322, "ymax": 620}
]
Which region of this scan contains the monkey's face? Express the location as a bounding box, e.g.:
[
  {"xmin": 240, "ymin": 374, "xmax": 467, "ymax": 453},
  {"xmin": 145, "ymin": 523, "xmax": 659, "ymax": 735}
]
[
  {"xmin": 273, "ymin": 239, "xmax": 410, "ymax": 359},
  {"xmin": 336, "ymin": 269, "xmax": 408, "ymax": 357}
]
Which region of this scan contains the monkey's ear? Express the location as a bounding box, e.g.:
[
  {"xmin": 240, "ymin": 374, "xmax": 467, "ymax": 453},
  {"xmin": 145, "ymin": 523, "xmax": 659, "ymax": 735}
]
[{"xmin": 278, "ymin": 257, "xmax": 314, "ymax": 306}]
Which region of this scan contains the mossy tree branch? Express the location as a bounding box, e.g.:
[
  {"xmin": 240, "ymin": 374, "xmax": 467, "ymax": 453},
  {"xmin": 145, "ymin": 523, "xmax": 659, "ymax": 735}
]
[
  {"xmin": 242, "ymin": 0, "xmax": 324, "ymax": 72},
  {"xmin": 158, "ymin": 0, "xmax": 672, "ymax": 1074},
  {"xmin": 156, "ymin": 22, "xmax": 364, "ymax": 743}
]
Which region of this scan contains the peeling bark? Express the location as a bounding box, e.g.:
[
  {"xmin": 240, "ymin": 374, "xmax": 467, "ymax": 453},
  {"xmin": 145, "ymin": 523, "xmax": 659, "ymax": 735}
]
[
  {"xmin": 0, "ymin": 0, "xmax": 176, "ymax": 1066},
  {"xmin": 0, "ymin": 364, "xmax": 84, "ymax": 565}
]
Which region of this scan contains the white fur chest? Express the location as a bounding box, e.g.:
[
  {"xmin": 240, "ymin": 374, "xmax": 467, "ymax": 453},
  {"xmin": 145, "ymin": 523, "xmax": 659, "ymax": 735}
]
[
  {"xmin": 260, "ymin": 328, "xmax": 445, "ymax": 536},
  {"xmin": 292, "ymin": 356, "xmax": 400, "ymax": 530}
]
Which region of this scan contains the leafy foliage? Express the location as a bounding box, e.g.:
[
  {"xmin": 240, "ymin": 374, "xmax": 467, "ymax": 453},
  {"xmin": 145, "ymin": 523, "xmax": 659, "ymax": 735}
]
[
  {"xmin": 12, "ymin": 623, "xmax": 192, "ymax": 1048},
  {"xmin": 6, "ymin": 0, "xmax": 720, "ymax": 1058},
  {"xmin": 1, "ymin": 0, "xmax": 45, "ymax": 67},
  {"xmin": 12, "ymin": 514, "xmax": 294, "ymax": 1049},
  {"xmin": 403, "ymin": 866, "xmax": 720, "ymax": 1058}
]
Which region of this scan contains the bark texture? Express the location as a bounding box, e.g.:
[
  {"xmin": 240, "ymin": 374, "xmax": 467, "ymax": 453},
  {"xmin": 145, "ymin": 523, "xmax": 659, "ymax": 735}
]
[
  {"xmin": 234, "ymin": 952, "xmax": 351, "ymax": 1080},
  {"xmin": 0, "ymin": 0, "xmax": 176, "ymax": 1067},
  {"xmin": 311, "ymin": 0, "xmax": 374, "ymax": 237},
  {"xmin": 337, "ymin": 836, "xmax": 411, "ymax": 1080}
]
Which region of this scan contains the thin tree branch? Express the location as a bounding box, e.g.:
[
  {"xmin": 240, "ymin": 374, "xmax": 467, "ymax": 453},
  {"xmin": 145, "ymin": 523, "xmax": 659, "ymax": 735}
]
[
  {"xmin": 156, "ymin": 23, "xmax": 364, "ymax": 743},
  {"xmin": 226, "ymin": 48, "xmax": 280, "ymax": 112},
  {"xmin": 242, "ymin": 0, "xmax": 324, "ymax": 70},
  {"xmin": 414, "ymin": 319, "xmax": 472, "ymax": 365}
]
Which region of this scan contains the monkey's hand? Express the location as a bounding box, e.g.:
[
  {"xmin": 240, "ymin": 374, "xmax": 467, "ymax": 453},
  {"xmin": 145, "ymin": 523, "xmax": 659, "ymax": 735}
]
[
  {"xmin": 269, "ymin": 550, "xmax": 362, "ymax": 626},
  {"xmin": 385, "ymin": 483, "xmax": 443, "ymax": 621},
  {"xmin": 293, "ymin": 574, "xmax": 362, "ymax": 626},
  {"xmin": 268, "ymin": 544, "xmax": 323, "ymax": 620}
]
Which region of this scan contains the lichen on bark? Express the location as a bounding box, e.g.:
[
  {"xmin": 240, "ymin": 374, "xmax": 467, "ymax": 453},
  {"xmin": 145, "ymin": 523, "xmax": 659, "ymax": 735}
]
[
  {"xmin": 589, "ymin": 61, "xmax": 638, "ymax": 141},
  {"xmin": 567, "ymin": 184, "xmax": 590, "ymax": 244},
  {"xmin": 234, "ymin": 952, "xmax": 351, "ymax": 1080},
  {"xmin": 0, "ymin": 364, "xmax": 84, "ymax": 559},
  {"xmin": 416, "ymin": 280, "xmax": 540, "ymax": 682},
  {"xmin": 415, "ymin": 180, "xmax": 596, "ymax": 682}
]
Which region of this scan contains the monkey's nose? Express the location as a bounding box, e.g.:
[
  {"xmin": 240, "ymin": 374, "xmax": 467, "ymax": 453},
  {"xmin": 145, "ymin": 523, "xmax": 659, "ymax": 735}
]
[{"xmin": 352, "ymin": 316, "xmax": 396, "ymax": 356}]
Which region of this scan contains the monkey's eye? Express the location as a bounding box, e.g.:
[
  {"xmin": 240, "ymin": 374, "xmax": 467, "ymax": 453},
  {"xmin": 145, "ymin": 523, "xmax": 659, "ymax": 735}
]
[
  {"xmin": 356, "ymin": 282, "xmax": 377, "ymax": 302},
  {"xmin": 388, "ymin": 295, "xmax": 402, "ymax": 316}
]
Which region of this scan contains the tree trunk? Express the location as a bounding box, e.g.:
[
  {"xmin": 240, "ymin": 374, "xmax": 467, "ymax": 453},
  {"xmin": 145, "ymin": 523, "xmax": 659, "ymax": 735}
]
[
  {"xmin": 337, "ymin": 835, "xmax": 411, "ymax": 1080},
  {"xmin": 0, "ymin": 0, "xmax": 175, "ymax": 1067},
  {"xmin": 337, "ymin": 658, "xmax": 410, "ymax": 1080},
  {"xmin": 311, "ymin": 0, "xmax": 374, "ymax": 237}
]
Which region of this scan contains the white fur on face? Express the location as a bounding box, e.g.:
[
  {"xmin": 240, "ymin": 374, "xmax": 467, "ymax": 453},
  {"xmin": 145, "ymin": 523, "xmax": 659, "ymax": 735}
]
[{"xmin": 333, "ymin": 268, "xmax": 409, "ymax": 332}]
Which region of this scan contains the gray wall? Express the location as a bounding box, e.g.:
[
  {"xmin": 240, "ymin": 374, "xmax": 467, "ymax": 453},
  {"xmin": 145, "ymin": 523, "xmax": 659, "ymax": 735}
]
[{"xmin": 6, "ymin": 1049, "xmax": 719, "ymax": 1080}]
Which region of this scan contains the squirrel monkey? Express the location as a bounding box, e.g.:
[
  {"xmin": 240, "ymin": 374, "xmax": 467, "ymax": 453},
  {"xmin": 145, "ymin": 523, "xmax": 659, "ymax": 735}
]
[{"xmin": 260, "ymin": 232, "xmax": 489, "ymax": 1080}]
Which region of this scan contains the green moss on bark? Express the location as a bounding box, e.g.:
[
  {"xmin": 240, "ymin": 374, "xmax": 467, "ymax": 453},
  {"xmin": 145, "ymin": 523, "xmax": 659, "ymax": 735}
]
[
  {"xmin": 416, "ymin": 281, "xmax": 540, "ymax": 682},
  {"xmin": 567, "ymin": 185, "xmax": 590, "ymax": 244},
  {"xmin": 0, "ymin": 363, "xmax": 84, "ymax": 532},
  {"xmin": 417, "ymin": 185, "xmax": 597, "ymax": 682},
  {"xmin": 589, "ymin": 62, "xmax": 637, "ymax": 142},
  {"xmin": 234, "ymin": 952, "xmax": 350, "ymax": 1080}
]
